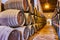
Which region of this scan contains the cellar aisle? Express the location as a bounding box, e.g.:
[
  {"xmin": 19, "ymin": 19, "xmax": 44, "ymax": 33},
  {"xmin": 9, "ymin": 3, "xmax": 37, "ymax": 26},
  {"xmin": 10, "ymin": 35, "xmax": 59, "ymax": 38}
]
[{"xmin": 28, "ymin": 25, "xmax": 58, "ymax": 40}]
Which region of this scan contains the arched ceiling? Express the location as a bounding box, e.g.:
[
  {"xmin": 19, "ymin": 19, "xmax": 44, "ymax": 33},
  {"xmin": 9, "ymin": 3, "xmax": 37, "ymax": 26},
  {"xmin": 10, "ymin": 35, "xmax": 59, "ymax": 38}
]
[{"xmin": 40, "ymin": 0, "xmax": 57, "ymax": 12}]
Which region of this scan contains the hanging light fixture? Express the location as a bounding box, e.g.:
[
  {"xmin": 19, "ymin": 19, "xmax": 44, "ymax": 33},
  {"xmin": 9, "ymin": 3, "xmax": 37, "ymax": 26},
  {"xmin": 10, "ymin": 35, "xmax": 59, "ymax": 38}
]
[
  {"xmin": 44, "ymin": 3, "xmax": 50, "ymax": 9},
  {"xmin": 44, "ymin": 0, "xmax": 50, "ymax": 9}
]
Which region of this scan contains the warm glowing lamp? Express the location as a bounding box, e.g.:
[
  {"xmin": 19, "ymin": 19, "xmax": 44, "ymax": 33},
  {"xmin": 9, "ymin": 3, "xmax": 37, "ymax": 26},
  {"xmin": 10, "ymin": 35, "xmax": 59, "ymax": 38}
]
[{"xmin": 44, "ymin": 3, "xmax": 50, "ymax": 9}]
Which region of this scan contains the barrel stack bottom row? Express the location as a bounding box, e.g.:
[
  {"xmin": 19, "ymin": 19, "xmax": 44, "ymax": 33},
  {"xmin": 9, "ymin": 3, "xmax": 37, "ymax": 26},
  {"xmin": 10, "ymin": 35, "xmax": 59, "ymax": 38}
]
[{"xmin": 0, "ymin": 9, "xmax": 46, "ymax": 40}]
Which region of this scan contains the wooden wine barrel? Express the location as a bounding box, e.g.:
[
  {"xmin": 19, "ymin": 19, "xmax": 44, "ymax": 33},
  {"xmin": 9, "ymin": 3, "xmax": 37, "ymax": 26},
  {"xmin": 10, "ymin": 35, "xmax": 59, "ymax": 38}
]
[
  {"xmin": 35, "ymin": 23, "xmax": 40, "ymax": 31},
  {"xmin": 34, "ymin": 23, "xmax": 42, "ymax": 31},
  {"xmin": 0, "ymin": 26, "xmax": 21, "ymax": 40},
  {"xmin": 35, "ymin": 23, "xmax": 46, "ymax": 31},
  {"xmin": 27, "ymin": 0, "xmax": 34, "ymax": 14},
  {"xmin": 4, "ymin": 0, "xmax": 29, "ymax": 11},
  {"xmin": 31, "ymin": 15, "xmax": 35, "ymax": 24},
  {"xmin": 35, "ymin": 16, "xmax": 46, "ymax": 23},
  {"xmin": 0, "ymin": 9, "xmax": 25, "ymax": 27},
  {"xmin": 37, "ymin": 17, "xmax": 44, "ymax": 23},
  {"xmin": 15, "ymin": 26, "xmax": 29, "ymax": 40},
  {"xmin": 27, "ymin": 25, "xmax": 35, "ymax": 36},
  {"xmin": 34, "ymin": 7, "xmax": 37, "ymax": 15},
  {"xmin": 37, "ymin": 23, "xmax": 44, "ymax": 30},
  {"xmin": 24, "ymin": 13, "xmax": 32, "ymax": 25},
  {"xmin": 35, "ymin": 16, "xmax": 38, "ymax": 23},
  {"xmin": 32, "ymin": 24, "xmax": 37, "ymax": 33},
  {"xmin": 36, "ymin": 11, "xmax": 42, "ymax": 17}
]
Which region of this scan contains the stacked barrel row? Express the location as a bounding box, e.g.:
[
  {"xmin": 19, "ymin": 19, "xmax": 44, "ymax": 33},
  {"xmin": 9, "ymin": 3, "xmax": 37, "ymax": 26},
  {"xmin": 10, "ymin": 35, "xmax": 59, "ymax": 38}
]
[
  {"xmin": 0, "ymin": 9, "xmax": 31, "ymax": 40},
  {"xmin": 0, "ymin": 10, "xmax": 46, "ymax": 40},
  {"xmin": 4, "ymin": 0, "xmax": 29, "ymax": 11},
  {"xmin": 34, "ymin": 11, "xmax": 46, "ymax": 32},
  {"xmin": 4, "ymin": 0, "xmax": 36, "ymax": 37},
  {"xmin": 0, "ymin": 26, "xmax": 21, "ymax": 40},
  {"xmin": 33, "ymin": 0, "xmax": 46, "ymax": 33},
  {"xmin": 0, "ymin": 0, "xmax": 47, "ymax": 40},
  {"xmin": 52, "ymin": 12, "xmax": 60, "ymax": 40}
]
